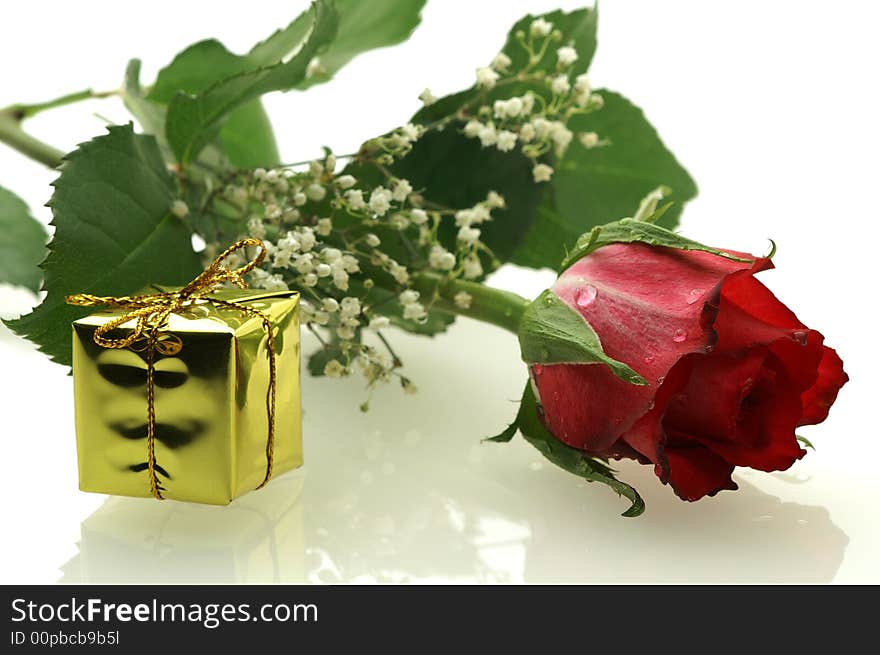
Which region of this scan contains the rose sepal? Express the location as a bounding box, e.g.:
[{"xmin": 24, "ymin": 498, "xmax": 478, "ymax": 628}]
[
  {"xmin": 487, "ymin": 383, "xmax": 645, "ymax": 517},
  {"xmin": 560, "ymin": 217, "xmax": 754, "ymax": 270},
  {"xmin": 518, "ymin": 289, "xmax": 647, "ymax": 385}
]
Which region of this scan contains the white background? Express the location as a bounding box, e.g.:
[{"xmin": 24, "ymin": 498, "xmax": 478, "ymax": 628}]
[{"xmin": 1, "ymin": 0, "xmax": 878, "ymax": 583}]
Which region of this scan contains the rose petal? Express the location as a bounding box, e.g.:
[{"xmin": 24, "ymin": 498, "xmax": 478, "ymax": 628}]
[
  {"xmin": 715, "ymin": 271, "xmax": 806, "ymax": 351},
  {"xmin": 667, "ymin": 351, "xmax": 806, "ymax": 472},
  {"xmin": 799, "ymin": 346, "xmax": 848, "ymax": 426},
  {"xmin": 662, "ymin": 441, "xmax": 737, "ymax": 501}
]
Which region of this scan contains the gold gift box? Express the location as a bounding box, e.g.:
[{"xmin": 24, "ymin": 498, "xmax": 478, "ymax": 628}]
[{"xmin": 71, "ymin": 288, "xmax": 302, "ymax": 505}]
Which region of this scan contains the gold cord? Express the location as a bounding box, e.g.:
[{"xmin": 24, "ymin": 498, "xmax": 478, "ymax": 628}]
[{"xmin": 66, "ymin": 238, "xmax": 278, "ymax": 500}]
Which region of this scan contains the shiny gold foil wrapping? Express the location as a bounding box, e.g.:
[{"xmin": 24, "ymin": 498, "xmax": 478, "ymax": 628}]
[{"xmin": 71, "ymin": 288, "xmax": 302, "ymax": 505}]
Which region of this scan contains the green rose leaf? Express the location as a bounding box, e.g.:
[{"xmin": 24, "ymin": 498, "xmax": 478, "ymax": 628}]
[
  {"xmin": 391, "ymin": 130, "xmax": 542, "ymax": 263},
  {"xmin": 165, "ymin": 0, "xmax": 339, "ymax": 164},
  {"xmin": 293, "ymin": 0, "xmax": 426, "ymax": 90},
  {"xmin": 217, "ymin": 100, "xmax": 280, "ymax": 169},
  {"xmin": 519, "ymin": 289, "xmax": 646, "ymax": 385},
  {"xmin": 0, "ymin": 186, "xmax": 48, "ymax": 292},
  {"xmin": 561, "ymin": 217, "xmax": 752, "ymax": 270},
  {"xmin": 493, "ymin": 383, "xmax": 645, "ymax": 517},
  {"xmin": 5, "ymin": 124, "xmax": 202, "ymax": 367},
  {"xmin": 145, "ymin": 40, "xmax": 281, "ymax": 168},
  {"xmin": 513, "ymin": 90, "xmax": 699, "ymax": 269}
]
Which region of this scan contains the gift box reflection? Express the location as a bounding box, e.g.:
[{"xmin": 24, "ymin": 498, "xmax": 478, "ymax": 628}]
[
  {"xmin": 60, "ymin": 473, "xmax": 305, "ymax": 583},
  {"xmin": 72, "ymin": 289, "xmax": 302, "ymax": 505}
]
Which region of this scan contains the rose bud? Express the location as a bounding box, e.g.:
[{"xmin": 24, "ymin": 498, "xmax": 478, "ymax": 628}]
[{"xmin": 514, "ymin": 220, "xmax": 847, "ymax": 504}]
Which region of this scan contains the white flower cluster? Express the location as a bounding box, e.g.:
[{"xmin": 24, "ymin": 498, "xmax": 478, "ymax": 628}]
[
  {"xmin": 460, "ymin": 17, "xmax": 607, "ymax": 185},
  {"xmin": 200, "ymin": 139, "xmax": 505, "ymax": 399},
  {"xmin": 368, "ymin": 122, "xmax": 425, "ymax": 165}
]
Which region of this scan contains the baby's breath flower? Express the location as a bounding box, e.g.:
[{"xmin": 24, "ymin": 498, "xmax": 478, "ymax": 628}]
[
  {"xmin": 530, "ymin": 17, "xmax": 553, "ymax": 38},
  {"xmin": 322, "ymin": 298, "xmax": 339, "ymax": 313},
  {"xmin": 475, "ymin": 66, "xmax": 500, "ymax": 89},
  {"xmin": 345, "ymin": 189, "xmax": 366, "ymax": 211},
  {"xmin": 579, "ymin": 132, "xmax": 600, "ymax": 149},
  {"xmin": 392, "ymin": 178, "xmax": 412, "ymax": 202},
  {"xmin": 458, "ymin": 226, "xmax": 481, "ymax": 244},
  {"xmin": 550, "ymin": 123, "xmax": 573, "ymax": 153},
  {"xmin": 322, "ymin": 247, "xmax": 342, "ymax": 261},
  {"xmin": 340, "ymin": 296, "xmax": 361, "ymax": 317},
  {"xmin": 556, "ymin": 46, "xmax": 578, "ymax": 67},
  {"xmin": 293, "ymin": 191, "xmax": 307, "ymax": 206},
  {"xmin": 429, "ymin": 245, "xmax": 456, "ymax": 271},
  {"xmin": 409, "ymin": 208, "xmax": 428, "ymax": 225},
  {"xmin": 496, "ymin": 130, "xmax": 517, "ymax": 152},
  {"xmin": 454, "ymin": 291, "xmax": 473, "ymax": 309},
  {"xmin": 533, "ymin": 163, "xmax": 554, "ymax": 183},
  {"xmin": 389, "ymin": 261, "xmax": 409, "ymax": 284},
  {"xmin": 486, "ymin": 191, "xmax": 506, "ymax": 209},
  {"xmin": 316, "ymin": 217, "xmax": 333, "ymax": 236},
  {"xmin": 418, "ymin": 88, "xmax": 437, "ymax": 106},
  {"xmin": 247, "ymin": 217, "xmax": 266, "ymax": 239},
  {"xmin": 399, "ymin": 290, "xmax": 420, "ymax": 305},
  {"xmin": 337, "ymin": 326, "xmax": 356, "ymax": 340},
  {"xmin": 402, "ymin": 303, "xmax": 427, "ymax": 321},
  {"xmin": 531, "ymin": 117, "xmax": 552, "ymax": 139},
  {"xmin": 265, "ymin": 203, "xmax": 282, "ymax": 220},
  {"xmin": 519, "ymin": 123, "xmax": 536, "ymax": 142},
  {"xmin": 464, "ymin": 119, "xmax": 483, "ymax": 138},
  {"xmin": 365, "ymin": 233, "xmax": 381, "ymax": 248},
  {"xmin": 324, "ymin": 359, "xmax": 346, "ymax": 378},
  {"xmin": 369, "ymin": 316, "xmax": 391, "ymax": 329},
  {"xmin": 336, "ymin": 175, "xmax": 356, "ymax": 189},
  {"xmin": 369, "ymin": 187, "xmax": 393, "ymax": 216},
  {"xmin": 551, "ymin": 74, "xmax": 571, "ymax": 95},
  {"xmin": 491, "ymin": 52, "xmax": 512, "ymax": 71},
  {"xmin": 400, "ymin": 123, "xmax": 422, "ymax": 143},
  {"xmin": 574, "ymin": 73, "xmax": 591, "ymax": 95},
  {"xmin": 306, "ymin": 183, "xmax": 326, "ymax": 202},
  {"xmin": 477, "ymin": 124, "xmax": 498, "ymax": 147}
]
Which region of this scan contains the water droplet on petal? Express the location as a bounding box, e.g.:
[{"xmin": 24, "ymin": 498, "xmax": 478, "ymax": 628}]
[
  {"xmin": 686, "ymin": 288, "xmax": 704, "ymax": 305},
  {"xmin": 793, "ymin": 330, "xmax": 808, "ymax": 345},
  {"xmin": 672, "ymin": 328, "xmax": 687, "ymax": 343},
  {"xmin": 574, "ymin": 284, "xmax": 598, "ymax": 308}
]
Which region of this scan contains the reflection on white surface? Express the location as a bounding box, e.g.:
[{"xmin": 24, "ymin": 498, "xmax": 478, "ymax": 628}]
[
  {"xmin": 59, "ymin": 316, "xmax": 849, "ymax": 583},
  {"xmin": 0, "ymin": 281, "xmax": 853, "ymax": 584}
]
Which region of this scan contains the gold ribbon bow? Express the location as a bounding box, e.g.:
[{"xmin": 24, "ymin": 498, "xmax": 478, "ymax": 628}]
[{"xmin": 66, "ymin": 238, "xmax": 277, "ymax": 500}]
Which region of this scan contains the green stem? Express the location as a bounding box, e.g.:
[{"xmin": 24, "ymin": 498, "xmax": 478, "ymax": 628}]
[
  {"xmin": 5, "ymin": 88, "xmax": 117, "ymax": 121},
  {"xmin": 0, "ymin": 88, "xmax": 117, "ymax": 169},
  {"xmin": 412, "ymin": 272, "xmax": 530, "ymax": 335},
  {"xmin": 0, "ymin": 113, "xmax": 64, "ymax": 168}
]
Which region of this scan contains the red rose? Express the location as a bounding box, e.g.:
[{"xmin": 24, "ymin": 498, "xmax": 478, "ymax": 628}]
[{"xmin": 530, "ymin": 242, "xmax": 848, "ymax": 501}]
